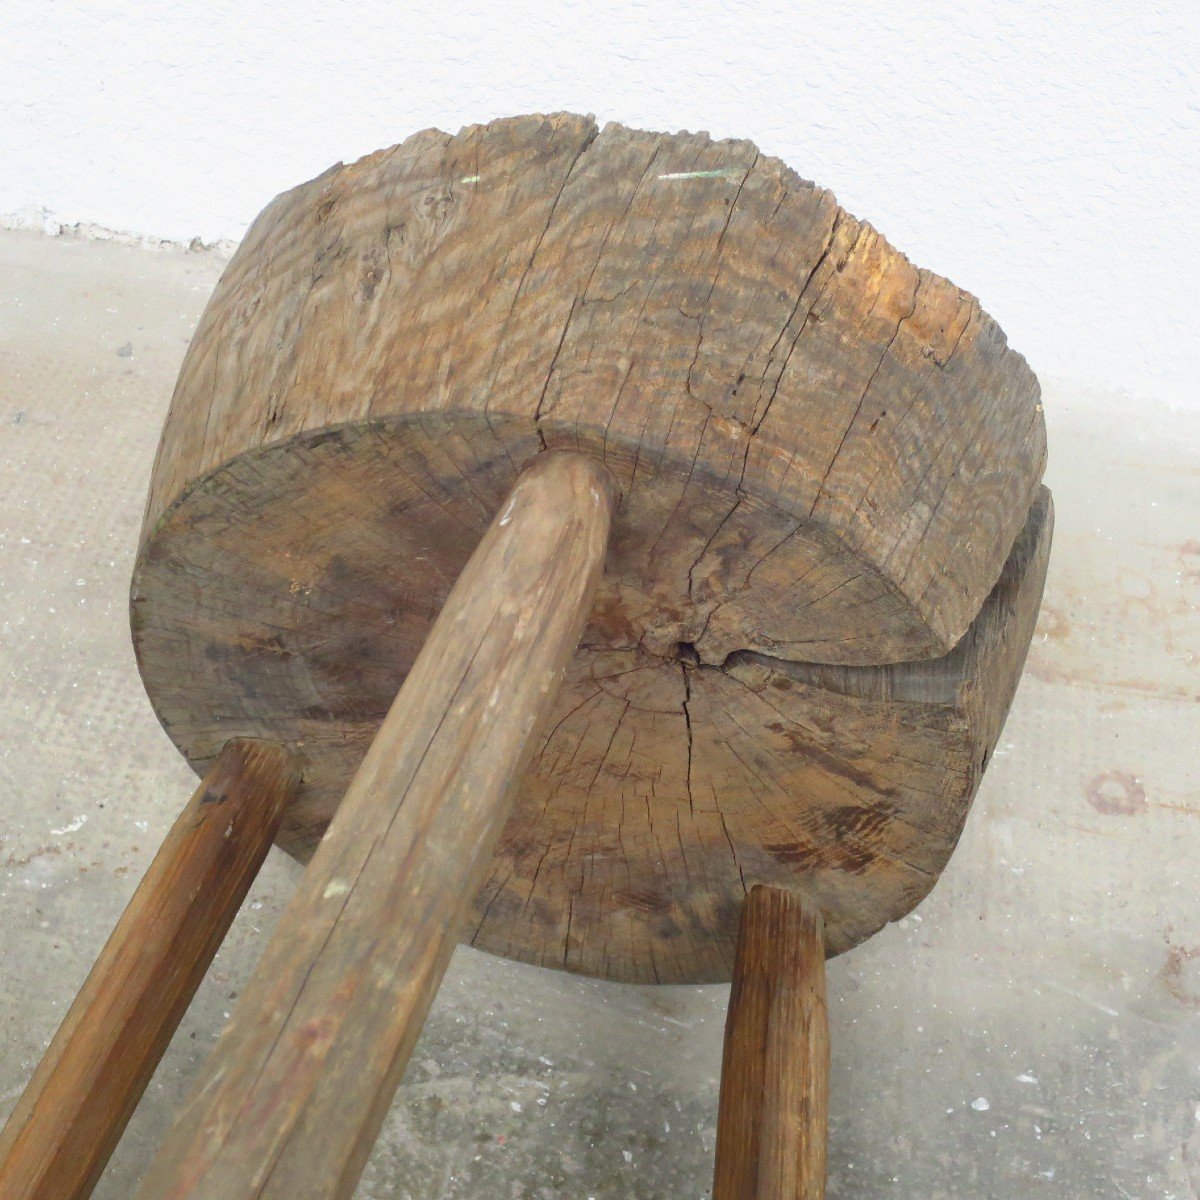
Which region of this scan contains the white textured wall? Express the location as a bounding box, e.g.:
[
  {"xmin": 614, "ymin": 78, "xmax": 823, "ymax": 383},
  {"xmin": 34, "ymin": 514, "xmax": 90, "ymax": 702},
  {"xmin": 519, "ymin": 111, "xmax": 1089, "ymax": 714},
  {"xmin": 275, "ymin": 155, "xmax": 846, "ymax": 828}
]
[{"xmin": 3, "ymin": 1, "xmax": 1197, "ymax": 408}]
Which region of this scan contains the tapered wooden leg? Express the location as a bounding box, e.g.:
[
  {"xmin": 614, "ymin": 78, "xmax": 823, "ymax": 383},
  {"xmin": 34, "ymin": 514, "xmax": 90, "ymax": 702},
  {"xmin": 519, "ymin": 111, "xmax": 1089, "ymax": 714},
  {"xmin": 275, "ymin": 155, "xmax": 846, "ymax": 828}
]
[
  {"xmin": 0, "ymin": 739, "xmax": 297, "ymax": 1200},
  {"xmin": 713, "ymin": 885, "xmax": 829, "ymax": 1200},
  {"xmin": 134, "ymin": 451, "xmax": 616, "ymax": 1200}
]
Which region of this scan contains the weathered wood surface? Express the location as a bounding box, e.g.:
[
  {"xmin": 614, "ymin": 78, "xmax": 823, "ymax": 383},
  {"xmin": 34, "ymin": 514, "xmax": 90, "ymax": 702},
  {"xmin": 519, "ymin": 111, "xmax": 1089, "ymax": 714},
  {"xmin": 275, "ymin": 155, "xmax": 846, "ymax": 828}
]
[
  {"xmin": 131, "ymin": 112, "xmax": 1051, "ymax": 982},
  {"xmin": 473, "ymin": 486, "xmax": 1052, "ymax": 980},
  {"xmin": 713, "ymin": 885, "xmax": 828, "ymax": 1200},
  {"xmin": 134, "ymin": 452, "xmax": 614, "ymax": 1200},
  {"xmin": 138, "ymin": 113, "xmax": 1043, "ymax": 673},
  {"xmin": 0, "ymin": 740, "xmax": 296, "ymax": 1200}
]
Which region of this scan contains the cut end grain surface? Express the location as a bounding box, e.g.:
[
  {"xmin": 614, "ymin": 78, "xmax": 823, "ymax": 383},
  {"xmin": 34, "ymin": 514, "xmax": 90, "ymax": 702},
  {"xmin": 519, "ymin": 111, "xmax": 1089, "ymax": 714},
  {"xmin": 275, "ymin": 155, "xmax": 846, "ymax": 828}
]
[{"xmin": 132, "ymin": 113, "xmax": 1049, "ymax": 982}]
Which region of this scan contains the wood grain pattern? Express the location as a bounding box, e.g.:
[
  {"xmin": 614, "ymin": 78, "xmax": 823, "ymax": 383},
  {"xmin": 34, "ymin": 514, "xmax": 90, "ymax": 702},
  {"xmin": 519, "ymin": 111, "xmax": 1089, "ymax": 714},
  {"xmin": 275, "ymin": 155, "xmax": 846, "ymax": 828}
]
[
  {"xmin": 137, "ymin": 113, "xmax": 1043, "ymax": 671},
  {"xmin": 0, "ymin": 739, "xmax": 297, "ymax": 1200},
  {"xmin": 713, "ymin": 885, "xmax": 828, "ymax": 1200},
  {"xmin": 133, "ymin": 452, "xmax": 614, "ymax": 1200},
  {"xmin": 134, "ymin": 485, "xmax": 1051, "ymax": 989},
  {"xmin": 130, "ymin": 112, "xmax": 1052, "ymax": 982},
  {"xmin": 472, "ymin": 486, "xmax": 1052, "ymax": 981}
]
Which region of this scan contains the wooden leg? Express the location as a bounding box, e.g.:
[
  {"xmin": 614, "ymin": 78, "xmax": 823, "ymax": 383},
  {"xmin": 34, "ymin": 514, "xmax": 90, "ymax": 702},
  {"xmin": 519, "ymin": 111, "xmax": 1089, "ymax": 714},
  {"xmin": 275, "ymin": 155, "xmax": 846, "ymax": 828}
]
[
  {"xmin": 0, "ymin": 739, "xmax": 297, "ymax": 1200},
  {"xmin": 713, "ymin": 885, "xmax": 829, "ymax": 1200},
  {"xmin": 134, "ymin": 451, "xmax": 616, "ymax": 1200}
]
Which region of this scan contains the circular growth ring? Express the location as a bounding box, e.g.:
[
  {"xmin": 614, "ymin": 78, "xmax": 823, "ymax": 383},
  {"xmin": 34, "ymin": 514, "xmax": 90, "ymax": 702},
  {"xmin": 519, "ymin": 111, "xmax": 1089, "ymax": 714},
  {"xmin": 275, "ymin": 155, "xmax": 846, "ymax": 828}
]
[{"xmin": 132, "ymin": 113, "xmax": 1049, "ymax": 983}]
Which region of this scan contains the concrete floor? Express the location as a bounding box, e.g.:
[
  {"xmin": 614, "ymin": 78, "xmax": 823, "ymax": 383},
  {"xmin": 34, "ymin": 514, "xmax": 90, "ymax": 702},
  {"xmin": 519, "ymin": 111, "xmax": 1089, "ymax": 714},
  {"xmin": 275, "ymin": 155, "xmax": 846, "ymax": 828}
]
[{"xmin": 0, "ymin": 227, "xmax": 1197, "ymax": 1199}]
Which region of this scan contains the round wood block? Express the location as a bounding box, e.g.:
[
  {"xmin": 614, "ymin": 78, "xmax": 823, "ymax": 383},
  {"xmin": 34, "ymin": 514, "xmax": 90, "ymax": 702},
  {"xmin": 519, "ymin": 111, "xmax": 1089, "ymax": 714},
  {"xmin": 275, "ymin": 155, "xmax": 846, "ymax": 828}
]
[{"xmin": 132, "ymin": 113, "xmax": 1050, "ymax": 982}]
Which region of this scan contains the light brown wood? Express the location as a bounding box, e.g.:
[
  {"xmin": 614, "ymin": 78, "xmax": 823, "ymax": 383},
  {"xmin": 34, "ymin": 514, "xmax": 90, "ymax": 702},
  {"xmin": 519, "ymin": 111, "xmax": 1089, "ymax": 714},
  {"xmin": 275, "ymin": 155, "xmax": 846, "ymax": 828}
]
[
  {"xmin": 713, "ymin": 885, "xmax": 828, "ymax": 1200},
  {"xmin": 472, "ymin": 486, "xmax": 1052, "ymax": 981},
  {"xmin": 136, "ymin": 114, "xmax": 1044, "ymax": 675},
  {"xmin": 134, "ymin": 451, "xmax": 615, "ymax": 1200},
  {"xmin": 129, "ymin": 112, "xmax": 1052, "ymax": 982},
  {"xmin": 0, "ymin": 739, "xmax": 297, "ymax": 1200}
]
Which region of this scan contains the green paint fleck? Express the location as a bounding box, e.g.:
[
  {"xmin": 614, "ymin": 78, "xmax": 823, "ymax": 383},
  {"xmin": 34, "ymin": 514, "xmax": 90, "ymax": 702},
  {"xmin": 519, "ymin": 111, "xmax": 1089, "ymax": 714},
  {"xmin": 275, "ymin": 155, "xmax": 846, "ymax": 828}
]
[{"xmin": 657, "ymin": 169, "xmax": 743, "ymax": 181}]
